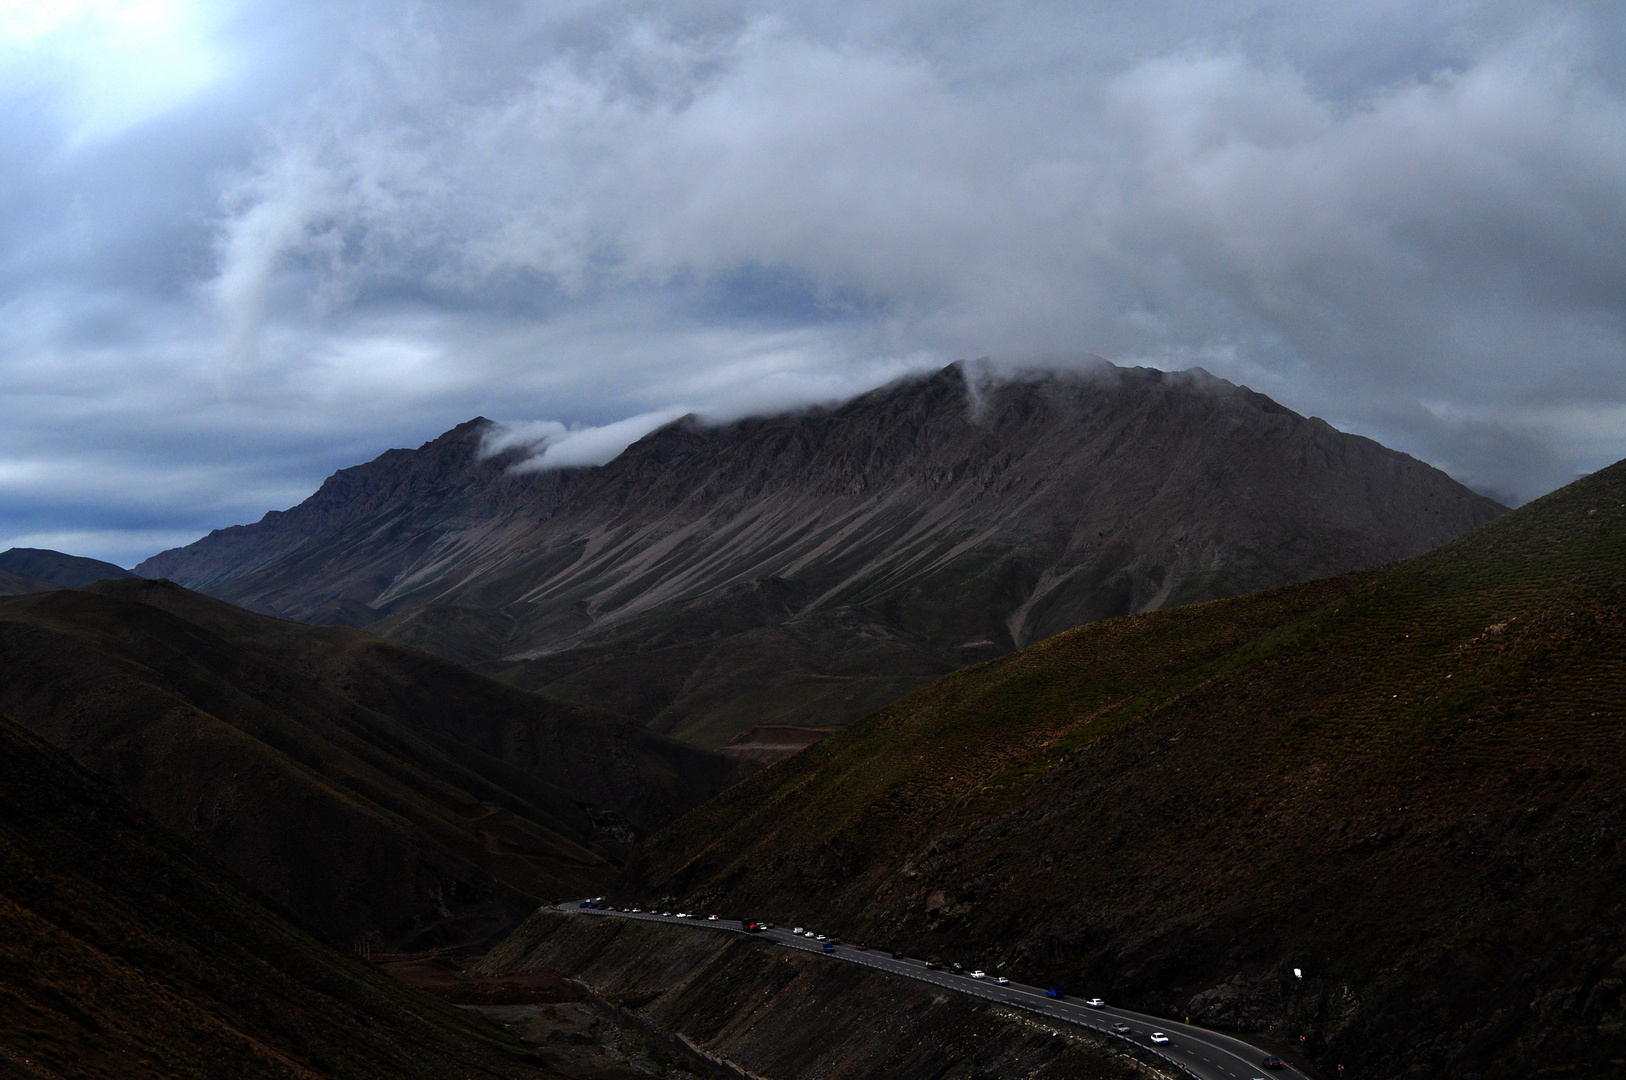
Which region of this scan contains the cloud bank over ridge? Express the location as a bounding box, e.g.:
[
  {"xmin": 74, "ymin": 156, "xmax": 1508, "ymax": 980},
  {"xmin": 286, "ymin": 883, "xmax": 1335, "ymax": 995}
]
[{"xmin": 2, "ymin": 1, "xmax": 1624, "ymax": 561}]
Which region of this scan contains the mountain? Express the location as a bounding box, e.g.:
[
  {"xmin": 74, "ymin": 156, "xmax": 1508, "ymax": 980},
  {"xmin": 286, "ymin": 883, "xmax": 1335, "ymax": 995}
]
[
  {"xmin": 136, "ymin": 419, "xmax": 592, "ymax": 628},
  {"xmin": 139, "ymin": 362, "xmax": 1504, "ymax": 748},
  {"xmin": 632, "ymin": 457, "xmax": 1626, "ymax": 1080},
  {"xmin": 0, "ymin": 579, "xmax": 741, "ymax": 951},
  {"xmin": 0, "ymin": 546, "xmax": 136, "ymax": 587},
  {"xmin": 0, "ymin": 710, "xmax": 556, "ymax": 1079}
]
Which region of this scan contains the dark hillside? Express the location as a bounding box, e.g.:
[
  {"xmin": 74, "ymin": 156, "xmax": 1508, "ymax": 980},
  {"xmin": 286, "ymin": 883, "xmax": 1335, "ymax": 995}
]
[
  {"xmin": 0, "ymin": 582, "xmax": 740, "ymax": 951},
  {"xmin": 0, "ymin": 547, "xmax": 135, "ymax": 588},
  {"xmin": 636, "ymin": 459, "xmax": 1626, "ymax": 1079},
  {"xmin": 0, "ymin": 712, "xmax": 554, "ymax": 1079},
  {"xmin": 0, "ymin": 566, "xmax": 53, "ymax": 596}
]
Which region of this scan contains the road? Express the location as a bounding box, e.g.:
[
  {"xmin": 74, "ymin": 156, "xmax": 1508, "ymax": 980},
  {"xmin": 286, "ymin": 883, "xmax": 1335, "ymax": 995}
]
[{"xmin": 553, "ymin": 902, "xmax": 1314, "ymax": 1080}]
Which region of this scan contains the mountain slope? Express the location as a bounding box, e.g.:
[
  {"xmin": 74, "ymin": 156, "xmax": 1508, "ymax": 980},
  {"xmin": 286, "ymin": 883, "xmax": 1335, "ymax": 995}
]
[
  {"xmin": 0, "ymin": 711, "xmax": 555, "ymax": 1079},
  {"xmin": 633, "ymin": 458, "xmax": 1626, "ymax": 1080},
  {"xmin": 0, "ymin": 567, "xmax": 54, "ymax": 596},
  {"xmin": 139, "ymin": 363, "xmax": 1504, "ymax": 747},
  {"xmin": 0, "ymin": 581, "xmax": 741, "ymax": 950},
  {"xmin": 136, "ymin": 419, "xmax": 591, "ymax": 628},
  {"xmin": 0, "ymin": 546, "xmax": 135, "ymax": 587}
]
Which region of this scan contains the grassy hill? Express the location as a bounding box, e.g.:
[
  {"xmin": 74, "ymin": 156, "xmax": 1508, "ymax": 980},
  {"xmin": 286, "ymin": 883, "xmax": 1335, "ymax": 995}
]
[
  {"xmin": 635, "ymin": 458, "xmax": 1626, "ymax": 1079},
  {"xmin": 0, "ymin": 711, "xmax": 554, "ymax": 1079},
  {"xmin": 0, "ymin": 581, "xmax": 740, "ymax": 951}
]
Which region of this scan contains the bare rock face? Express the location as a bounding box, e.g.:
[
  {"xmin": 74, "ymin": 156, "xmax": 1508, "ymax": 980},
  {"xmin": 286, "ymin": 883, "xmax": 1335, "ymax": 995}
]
[{"xmin": 139, "ymin": 363, "xmax": 1504, "ymax": 746}]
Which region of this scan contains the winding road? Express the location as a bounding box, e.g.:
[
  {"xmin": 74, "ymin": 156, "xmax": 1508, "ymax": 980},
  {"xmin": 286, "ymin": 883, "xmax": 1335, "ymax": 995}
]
[{"xmin": 554, "ymin": 902, "xmax": 1315, "ymax": 1080}]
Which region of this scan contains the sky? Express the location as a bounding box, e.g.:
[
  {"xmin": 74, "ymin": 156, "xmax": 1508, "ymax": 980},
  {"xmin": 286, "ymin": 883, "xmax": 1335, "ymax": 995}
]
[{"xmin": 1, "ymin": 0, "xmax": 1623, "ymax": 566}]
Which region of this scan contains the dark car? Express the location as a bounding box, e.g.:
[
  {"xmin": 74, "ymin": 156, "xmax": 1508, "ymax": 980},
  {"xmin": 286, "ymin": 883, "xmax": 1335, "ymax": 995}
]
[
  {"xmin": 855, "ymin": 942, "xmax": 868, "ymax": 950},
  {"xmin": 823, "ymin": 943, "xmax": 836, "ymax": 952},
  {"xmin": 951, "ymin": 963, "xmax": 965, "ymax": 975},
  {"xmin": 925, "ymin": 960, "xmax": 943, "ymax": 970},
  {"xmin": 1046, "ymin": 987, "xmax": 1066, "ymax": 999},
  {"xmin": 1262, "ymin": 1058, "xmax": 1286, "ymax": 1071},
  {"xmin": 892, "ymin": 950, "xmax": 906, "ymax": 959}
]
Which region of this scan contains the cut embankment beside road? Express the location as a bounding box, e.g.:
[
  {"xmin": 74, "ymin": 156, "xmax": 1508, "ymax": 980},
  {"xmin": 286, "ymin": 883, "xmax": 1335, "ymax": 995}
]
[{"xmin": 478, "ymin": 907, "xmax": 1171, "ymax": 1080}]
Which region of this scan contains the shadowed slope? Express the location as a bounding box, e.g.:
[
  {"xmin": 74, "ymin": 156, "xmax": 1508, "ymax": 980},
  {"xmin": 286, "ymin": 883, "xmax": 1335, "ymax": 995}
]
[
  {"xmin": 0, "ymin": 582, "xmax": 741, "ymax": 951},
  {"xmin": 636, "ymin": 458, "xmax": 1626, "ymax": 1080},
  {"xmin": 0, "ymin": 712, "xmax": 557, "ymax": 1079},
  {"xmin": 0, "ymin": 547, "xmax": 135, "ymax": 588}
]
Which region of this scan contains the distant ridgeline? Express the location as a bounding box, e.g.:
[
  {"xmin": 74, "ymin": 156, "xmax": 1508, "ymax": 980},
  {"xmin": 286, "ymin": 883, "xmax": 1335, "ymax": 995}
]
[
  {"xmin": 0, "ymin": 546, "xmax": 135, "ymax": 595},
  {"xmin": 138, "ymin": 362, "xmax": 1504, "ymax": 749}
]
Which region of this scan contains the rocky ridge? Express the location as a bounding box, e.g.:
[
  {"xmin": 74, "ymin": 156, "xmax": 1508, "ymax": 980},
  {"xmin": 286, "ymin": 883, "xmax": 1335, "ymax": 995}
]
[{"xmin": 140, "ymin": 362, "xmax": 1505, "ymax": 747}]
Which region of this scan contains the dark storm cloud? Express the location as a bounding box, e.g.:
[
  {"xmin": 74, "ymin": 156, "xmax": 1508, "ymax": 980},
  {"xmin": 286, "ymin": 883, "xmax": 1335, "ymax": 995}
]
[{"xmin": 1, "ymin": 0, "xmax": 1623, "ymax": 563}]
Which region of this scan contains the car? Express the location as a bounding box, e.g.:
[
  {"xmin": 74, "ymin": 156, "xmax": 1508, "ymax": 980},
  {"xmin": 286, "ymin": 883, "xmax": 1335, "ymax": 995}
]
[
  {"xmin": 892, "ymin": 950, "xmax": 906, "ymax": 959},
  {"xmin": 995, "ymin": 977, "xmax": 1009, "ymax": 985},
  {"xmin": 816, "ymin": 934, "xmax": 828, "ymax": 941},
  {"xmin": 970, "ymin": 970, "xmax": 986, "ymax": 979},
  {"xmin": 631, "ymin": 908, "xmax": 641, "ymax": 913},
  {"xmin": 1046, "ymin": 987, "xmax": 1065, "ymax": 999},
  {"xmin": 1084, "ymin": 997, "xmax": 1106, "ymax": 1008},
  {"xmin": 1149, "ymin": 1032, "xmax": 1169, "ymax": 1044},
  {"xmin": 950, "ymin": 963, "xmax": 966, "ymax": 975},
  {"xmin": 1262, "ymin": 1059, "xmax": 1286, "ymax": 1071},
  {"xmin": 676, "ymin": 912, "xmax": 690, "ymax": 918},
  {"xmin": 856, "ymin": 942, "xmax": 868, "ymax": 950},
  {"xmin": 793, "ymin": 927, "xmax": 805, "ymax": 934},
  {"xmin": 925, "ymin": 960, "xmax": 943, "ymax": 970},
  {"xmin": 707, "ymin": 914, "xmax": 720, "ymax": 921},
  {"xmin": 824, "ymin": 943, "xmax": 836, "ymax": 952},
  {"xmin": 1113, "ymin": 1023, "xmax": 1132, "ymax": 1034}
]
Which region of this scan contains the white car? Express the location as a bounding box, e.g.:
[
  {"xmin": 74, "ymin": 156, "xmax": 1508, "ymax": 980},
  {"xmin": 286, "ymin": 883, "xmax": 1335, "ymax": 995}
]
[
  {"xmin": 793, "ymin": 926, "xmax": 805, "ymax": 934},
  {"xmin": 676, "ymin": 912, "xmax": 690, "ymax": 918},
  {"xmin": 707, "ymin": 914, "xmax": 719, "ymax": 921},
  {"xmin": 815, "ymin": 934, "xmax": 828, "ymax": 941},
  {"xmin": 970, "ymin": 970, "xmax": 986, "ymax": 979},
  {"xmin": 1149, "ymin": 1032, "xmax": 1170, "ymax": 1044},
  {"xmin": 995, "ymin": 977, "xmax": 1009, "ymax": 985},
  {"xmin": 1084, "ymin": 997, "xmax": 1106, "ymax": 1008}
]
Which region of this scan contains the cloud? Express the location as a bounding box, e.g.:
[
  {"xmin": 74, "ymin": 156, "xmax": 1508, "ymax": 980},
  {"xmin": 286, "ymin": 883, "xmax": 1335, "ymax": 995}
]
[
  {"xmin": 484, "ymin": 408, "xmax": 692, "ymax": 471},
  {"xmin": 3, "ymin": 0, "xmax": 1626, "ymax": 563}
]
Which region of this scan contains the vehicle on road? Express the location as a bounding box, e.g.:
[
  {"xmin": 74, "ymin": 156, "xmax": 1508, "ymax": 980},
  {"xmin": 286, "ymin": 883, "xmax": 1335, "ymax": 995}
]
[
  {"xmin": 707, "ymin": 914, "xmax": 719, "ymax": 920},
  {"xmin": 950, "ymin": 963, "xmax": 965, "ymax": 975},
  {"xmin": 856, "ymin": 942, "xmax": 868, "ymax": 950},
  {"xmin": 995, "ymin": 977, "xmax": 1009, "ymax": 985},
  {"xmin": 1046, "ymin": 987, "xmax": 1065, "ymax": 999},
  {"xmin": 1084, "ymin": 998, "xmax": 1106, "ymax": 1008},
  {"xmin": 892, "ymin": 950, "xmax": 906, "ymax": 959},
  {"xmin": 743, "ymin": 919, "xmax": 766, "ymax": 932},
  {"xmin": 816, "ymin": 934, "xmax": 828, "ymax": 941},
  {"xmin": 1262, "ymin": 1058, "xmax": 1285, "ymax": 1071},
  {"xmin": 793, "ymin": 927, "xmax": 804, "ymax": 934},
  {"xmin": 1149, "ymin": 1032, "xmax": 1169, "ymax": 1044},
  {"xmin": 824, "ymin": 943, "xmax": 835, "ymax": 952},
  {"xmin": 1113, "ymin": 1023, "xmax": 1132, "ymax": 1034},
  {"xmin": 925, "ymin": 960, "xmax": 943, "ymax": 970},
  {"xmin": 970, "ymin": 970, "xmax": 986, "ymax": 979}
]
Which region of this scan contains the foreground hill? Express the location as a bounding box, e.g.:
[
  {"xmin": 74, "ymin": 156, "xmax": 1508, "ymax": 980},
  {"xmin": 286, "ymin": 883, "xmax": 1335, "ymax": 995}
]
[
  {"xmin": 635, "ymin": 458, "xmax": 1626, "ymax": 1079},
  {"xmin": 139, "ymin": 363, "xmax": 1503, "ymax": 749},
  {"xmin": 0, "ymin": 712, "xmax": 553, "ymax": 1079},
  {"xmin": 0, "ymin": 580, "xmax": 740, "ymax": 950}
]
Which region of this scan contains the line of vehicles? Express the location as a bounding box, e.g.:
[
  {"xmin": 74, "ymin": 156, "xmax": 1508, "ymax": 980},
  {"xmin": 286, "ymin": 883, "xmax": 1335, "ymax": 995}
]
[{"xmin": 574, "ymin": 899, "xmax": 1292, "ymax": 1077}]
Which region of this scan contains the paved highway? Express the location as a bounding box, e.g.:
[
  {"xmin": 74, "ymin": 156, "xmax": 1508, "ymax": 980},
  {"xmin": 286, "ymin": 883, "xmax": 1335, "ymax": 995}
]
[{"xmin": 553, "ymin": 902, "xmax": 1313, "ymax": 1080}]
